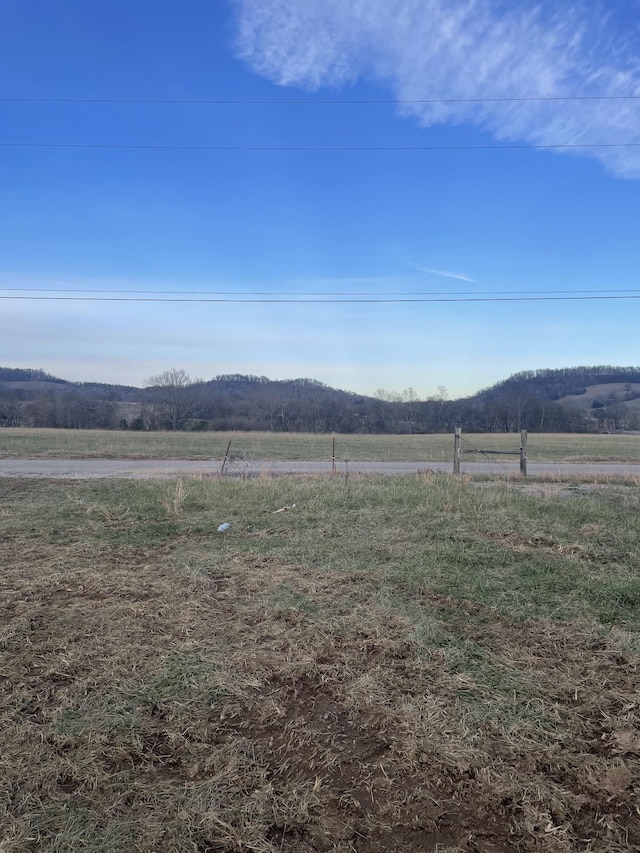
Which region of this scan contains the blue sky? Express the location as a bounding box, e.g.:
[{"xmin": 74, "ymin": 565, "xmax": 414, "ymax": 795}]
[{"xmin": 1, "ymin": 0, "xmax": 639, "ymax": 398}]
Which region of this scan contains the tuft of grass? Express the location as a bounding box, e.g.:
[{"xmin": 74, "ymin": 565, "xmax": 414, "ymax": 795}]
[{"xmin": 130, "ymin": 649, "xmax": 224, "ymax": 711}]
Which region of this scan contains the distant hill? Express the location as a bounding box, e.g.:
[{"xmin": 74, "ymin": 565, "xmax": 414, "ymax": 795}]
[
  {"xmin": 0, "ymin": 368, "xmax": 385, "ymax": 432},
  {"xmin": 472, "ymin": 366, "xmax": 640, "ymax": 403},
  {"xmin": 1, "ymin": 364, "xmax": 639, "ymax": 432},
  {"xmin": 0, "ymin": 367, "xmax": 68, "ymax": 386},
  {"xmin": 467, "ymin": 366, "xmax": 640, "ymax": 432}
]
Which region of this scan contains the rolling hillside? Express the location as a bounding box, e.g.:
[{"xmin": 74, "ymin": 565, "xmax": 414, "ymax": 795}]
[{"xmin": 2, "ymin": 365, "xmax": 640, "ymax": 432}]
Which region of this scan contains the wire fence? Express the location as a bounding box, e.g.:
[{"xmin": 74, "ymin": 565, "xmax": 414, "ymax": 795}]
[{"xmin": 453, "ymin": 428, "xmax": 527, "ymax": 475}]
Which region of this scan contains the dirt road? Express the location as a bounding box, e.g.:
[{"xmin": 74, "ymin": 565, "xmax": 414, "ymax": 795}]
[{"xmin": 1, "ymin": 458, "xmax": 639, "ymax": 478}]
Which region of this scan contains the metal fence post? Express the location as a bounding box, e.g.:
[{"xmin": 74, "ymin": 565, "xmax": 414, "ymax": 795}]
[
  {"xmin": 220, "ymin": 438, "xmax": 232, "ymax": 477},
  {"xmin": 453, "ymin": 427, "xmax": 461, "ymax": 474}
]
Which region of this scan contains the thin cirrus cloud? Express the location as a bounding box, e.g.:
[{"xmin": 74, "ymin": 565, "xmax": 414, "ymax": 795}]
[
  {"xmin": 232, "ymin": 0, "xmax": 640, "ymax": 178},
  {"xmin": 419, "ymin": 268, "xmax": 477, "ymax": 283}
]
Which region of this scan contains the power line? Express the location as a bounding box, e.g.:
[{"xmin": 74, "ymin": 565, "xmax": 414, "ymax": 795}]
[
  {"xmin": 3, "ymin": 294, "xmax": 640, "ymax": 303},
  {"xmin": 1, "ymin": 142, "xmax": 638, "ymax": 152},
  {"xmin": 2, "ymin": 287, "xmax": 640, "ymax": 297},
  {"xmin": 1, "ymin": 95, "xmax": 640, "ymax": 105}
]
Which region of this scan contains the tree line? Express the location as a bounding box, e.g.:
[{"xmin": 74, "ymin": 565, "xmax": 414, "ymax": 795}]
[{"xmin": 1, "ymin": 365, "xmax": 639, "ymax": 433}]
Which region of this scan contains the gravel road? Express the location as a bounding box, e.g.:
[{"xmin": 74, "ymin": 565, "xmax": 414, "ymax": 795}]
[{"xmin": 1, "ymin": 459, "xmax": 639, "ymax": 479}]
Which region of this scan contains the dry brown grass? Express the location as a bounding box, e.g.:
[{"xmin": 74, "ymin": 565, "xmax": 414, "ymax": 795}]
[
  {"xmin": 1, "ymin": 476, "xmax": 639, "ymax": 852},
  {"xmin": 3, "ymin": 428, "xmax": 640, "ymax": 464}
]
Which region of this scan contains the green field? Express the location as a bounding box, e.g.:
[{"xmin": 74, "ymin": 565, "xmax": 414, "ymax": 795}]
[
  {"xmin": 1, "ymin": 473, "xmax": 639, "ymax": 851},
  {"xmin": 1, "ymin": 427, "xmax": 639, "ymax": 462}
]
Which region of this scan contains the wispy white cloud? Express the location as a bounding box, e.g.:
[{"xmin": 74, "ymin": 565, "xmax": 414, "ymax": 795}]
[
  {"xmin": 233, "ymin": 0, "xmax": 640, "ymax": 178},
  {"xmin": 418, "ymin": 267, "xmax": 477, "ymax": 283}
]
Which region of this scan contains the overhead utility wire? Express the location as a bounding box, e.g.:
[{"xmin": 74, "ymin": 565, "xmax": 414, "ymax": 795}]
[
  {"xmin": 1, "ymin": 142, "xmax": 638, "ymax": 151},
  {"xmin": 3, "ymin": 287, "xmax": 640, "ymax": 296},
  {"xmin": 2, "ymin": 95, "xmax": 639, "ymax": 104},
  {"xmin": 3, "ymin": 294, "xmax": 640, "ymax": 304}
]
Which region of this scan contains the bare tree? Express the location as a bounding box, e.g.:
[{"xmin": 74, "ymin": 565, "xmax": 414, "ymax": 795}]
[
  {"xmin": 436, "ymin": 385, "xmax": 449, "ymax": 405},
  {"xmin": 146, "ymin": 369, "xmax": 202, "ymax": 430},
  {"xmin": 375, "ymin": 388, "xmax": 403, "ymax": 403},
  {"xmin": 401, "ymin": 387, "xmax": 419, "ymax": 432},
  {"xmin": 0, "ymin": 398, "xmax": 24, "ymax": 427},
  {"xmin": 425, "ymin": 385, "xmax": 450, "ymax": 432}
]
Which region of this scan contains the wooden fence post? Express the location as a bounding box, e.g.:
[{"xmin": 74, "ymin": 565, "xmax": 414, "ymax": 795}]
[
  {"xmin": 453, "ymin": 427, "xmax": 462, "ymax": 474},
  {"xmin": 332, "ymin": 433, "xmax": 336, "ymax": 474},
  {"xmin": 520, "ymin": 430, "xmax": 528, "ymax": 476}
]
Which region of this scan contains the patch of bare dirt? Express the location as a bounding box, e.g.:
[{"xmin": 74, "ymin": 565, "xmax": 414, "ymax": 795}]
[{"xmin": 483, "ymin": 529, "xmax": 597, "ymax": 560}]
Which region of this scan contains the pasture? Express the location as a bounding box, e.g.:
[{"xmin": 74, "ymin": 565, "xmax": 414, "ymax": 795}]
[
  {"xmin": 1, "ymin": 427, "xmax": 640, "ymax": 462},
  {"xmin": 1, "ymin": 472, "xmax": 639, "ymax": 851}
]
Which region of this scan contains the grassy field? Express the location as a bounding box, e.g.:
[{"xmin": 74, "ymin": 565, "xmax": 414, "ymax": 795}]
[
  {"xmin": 1, "ymin": 427, "xmax": 640, "ymax": 462},
  {"xmin": 1, "ymin": 473, "xmax": 639, "ymax": 851}
]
